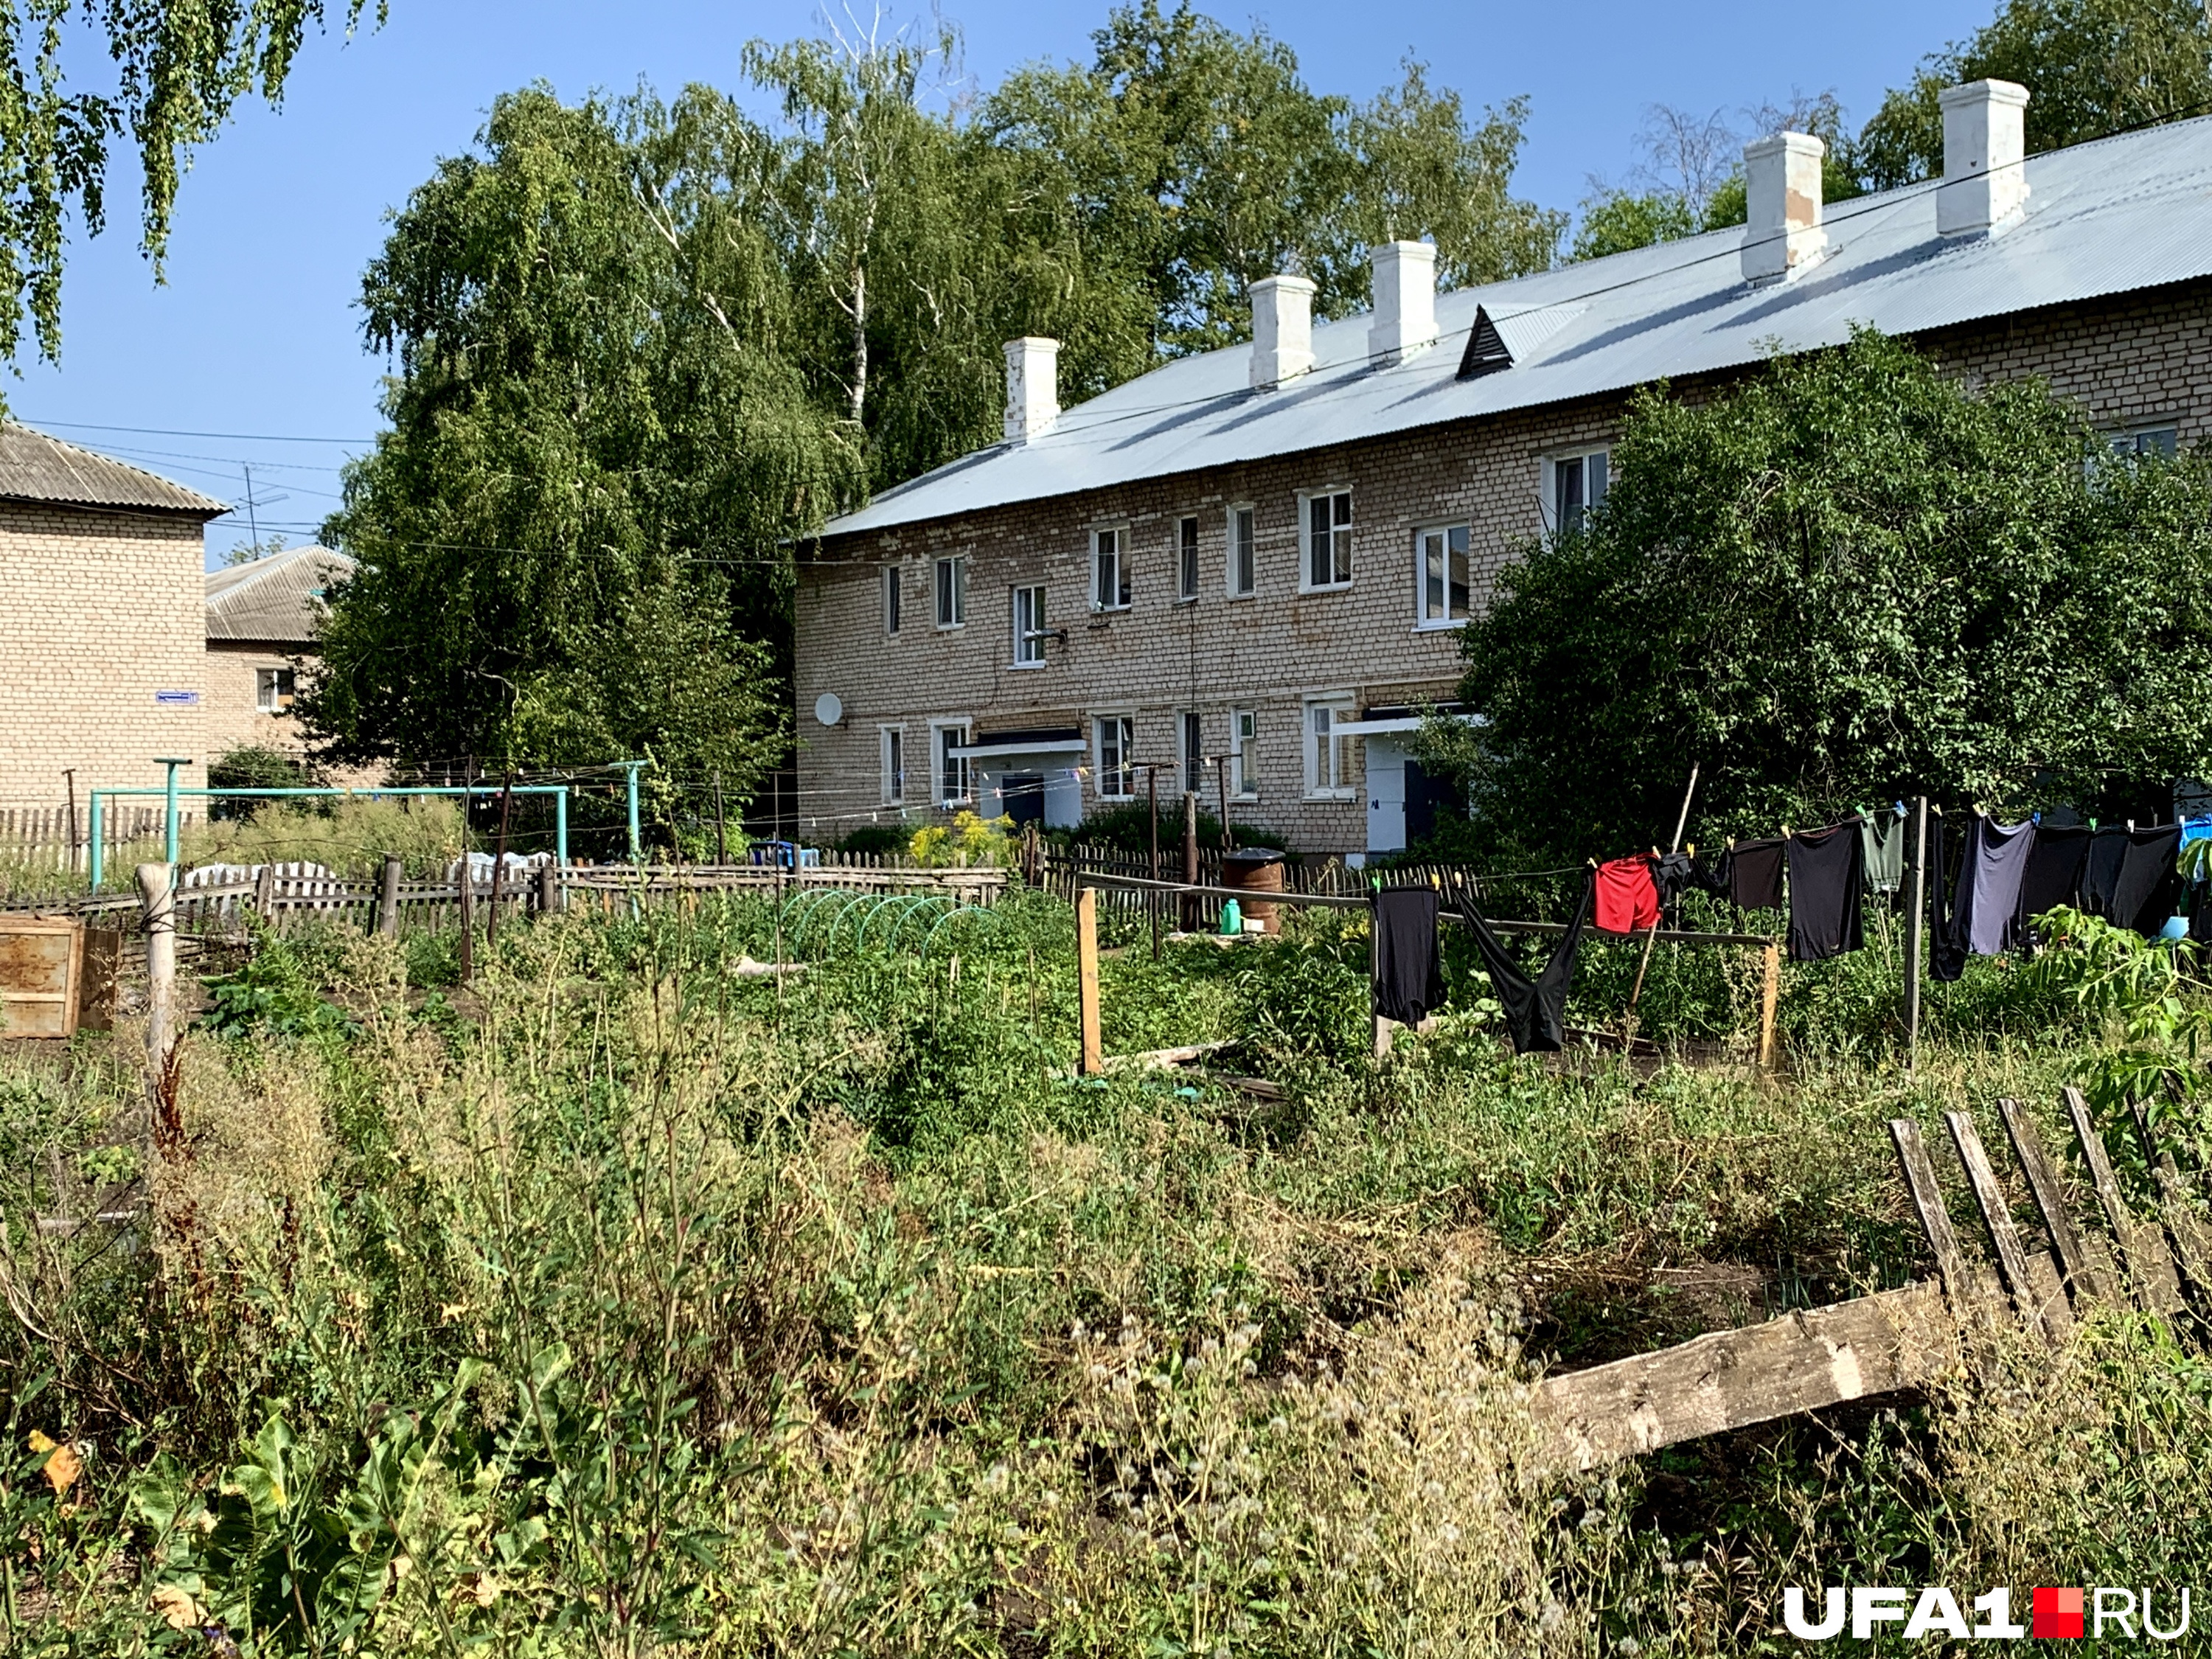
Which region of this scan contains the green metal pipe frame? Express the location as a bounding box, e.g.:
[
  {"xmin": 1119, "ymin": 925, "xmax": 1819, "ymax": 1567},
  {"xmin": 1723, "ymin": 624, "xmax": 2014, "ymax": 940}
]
[{"xmin": 86, "ymin": 783, "xmax": 575, "ymax": 888}]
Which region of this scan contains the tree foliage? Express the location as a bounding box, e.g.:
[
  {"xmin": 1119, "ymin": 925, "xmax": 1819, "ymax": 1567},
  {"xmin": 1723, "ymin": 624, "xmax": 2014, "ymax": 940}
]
[
  {"xmin": 1445, "ymin": 330, "xmax": 2212, "ymax": 859},
  {"xmin": 303, "ymin": 88, "xmax": 853, "ymax": 792},
  {"xmin": 1856, "ymin": 0, "xmax": 2212, "ymax": 187},
  {"xmin": 0, "ymin": 0, "xmax": 380, "ymax": 373}
]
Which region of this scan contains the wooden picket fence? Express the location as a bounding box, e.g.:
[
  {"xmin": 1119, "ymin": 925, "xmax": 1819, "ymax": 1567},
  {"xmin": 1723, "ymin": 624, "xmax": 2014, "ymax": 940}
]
[{"xmin": 0, "ymin": 804, "xmax": 195, "ymax": 879}]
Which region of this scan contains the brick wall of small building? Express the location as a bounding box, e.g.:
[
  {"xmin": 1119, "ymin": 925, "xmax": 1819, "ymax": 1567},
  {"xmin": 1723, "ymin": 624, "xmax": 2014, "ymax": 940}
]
[
  {"xmin": 0, "ymin": 502, "xmax": 206, "ymax": 810},
  {"xmin": 794, "ymin": 278, "xmax": 2212, "ymax": 854},
  {"xmin": 204, "ymin": 644, "xmax": 307, "ymax": 762}
]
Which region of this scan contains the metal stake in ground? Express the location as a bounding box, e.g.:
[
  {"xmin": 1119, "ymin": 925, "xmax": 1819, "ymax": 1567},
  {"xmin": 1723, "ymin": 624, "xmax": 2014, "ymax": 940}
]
[
  {"xmin": 1215, "ymin": 756, "xmax": 1234, "ymax": 854},
  {"xmin": 714, "ymin": 769, "xmax": 727, "ymax": 866},
  {"xmin": 63, "ymin": 768, "xmax": 77, "ymax": 875},
  {"xmin": 487, "ymin": 768, "xmax": 514, "ymax": 946},
  {"xmin": 1182, "ymin": 790, "xmax": 1200, "ymax": 933},
  {"xmin": 458, "ymin": 759, "xmax": 476, "ymax": 985},
  {"xmin": 1625, "ymin": 763, "xmax": 1700, "ymax": 1046},
  {"xmin": 1148, "ymin": 765, "xmax": 1161, "ymax": 962}
]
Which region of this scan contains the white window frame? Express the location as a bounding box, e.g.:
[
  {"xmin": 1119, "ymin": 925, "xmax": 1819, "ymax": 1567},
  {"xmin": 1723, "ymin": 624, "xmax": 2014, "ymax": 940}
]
[
  {"xmin": 1415, "ymin": 521, "xmax": 1474, "ymax": 629},
  {"xmin": 1176, "ymin": 515, "xmax": 1200, "ymax": 603},
  {"xmin": 1093, "ymin": 712, "xmax": 1136, "ymax": 801},
  {"xmin": 1226, "ymin": 504, "xmax": 1256, "ymax": 598},
  {"xmin": 1540, "ymin": 448, "xmax": 1610, "ymax": 537},
  {"xmin": 1012, "ymin": 583, "xmax": 1048, "ymax": 668},
  {"xmin": 1303, "ymin": 695, "xmax": 1357, "ymax": 800},
  {"xmin": 1298, "ymin": 488, "xmax": 1353, "ymax": 592},
  {"xmin": 935, "ymin": 556, "xmax": 967, "ymax": 629},
  {"xmin": 880, "ymin": 726, "xmax": 906, "ymax": 807},
  {"xmin": 1231, "ymin": 708, "xmax": 1260, "ymax": 799},
  {"xmin": 1092, "ymin": 525, "xmax": 1132, "ymax": 611},
  {"xmin": 883, "ymin": 565, "xmax": 902, "ymax": 636},
  {"xmin": 255, "ymin": 666, "xmax": 296, "ymax": 713},
  {"xmin": 1178, "ymin": 709, "xmax": 1205, "ymax": 796},
  {"xmin": 931, "ymin": 718, "xmax": 973, "ymax": 807}
]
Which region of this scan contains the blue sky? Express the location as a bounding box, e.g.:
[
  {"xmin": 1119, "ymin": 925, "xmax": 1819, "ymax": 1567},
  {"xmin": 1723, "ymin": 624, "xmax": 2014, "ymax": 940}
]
[{"xmin": 13, "ymin": 0, "xmax": 1992, "ymax": 563}]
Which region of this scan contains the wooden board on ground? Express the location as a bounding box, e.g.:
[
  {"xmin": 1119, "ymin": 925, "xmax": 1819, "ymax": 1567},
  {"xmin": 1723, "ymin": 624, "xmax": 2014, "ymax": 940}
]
[
  {"xmin": 75, "ymin": 927, "xmax": 120, "ymax": 1032},
  {"xmin": 1534, "ymin": 1281, "xmax": 1953, "ymax": 1470},
  {"xmin": 0, "ymin": 915, "xmax": 83, "ymax": 1038}
]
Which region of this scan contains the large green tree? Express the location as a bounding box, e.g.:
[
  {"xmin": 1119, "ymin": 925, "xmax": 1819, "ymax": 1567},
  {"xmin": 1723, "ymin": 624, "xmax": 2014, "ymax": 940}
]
[
  {"xmin": 1439, "ymin": 330, "xmax": 2212, "ymax": 859},
  {"xmin": 0, "ymin": 1, "xmax": 380, "ymax": 375},
  {"xmin": 302, "ymin": 88, "xmax": 855, "ymax": 795},
  {"xmin": 1855, "ymin": 0, "xmax": 2212, "ymax": 187}
]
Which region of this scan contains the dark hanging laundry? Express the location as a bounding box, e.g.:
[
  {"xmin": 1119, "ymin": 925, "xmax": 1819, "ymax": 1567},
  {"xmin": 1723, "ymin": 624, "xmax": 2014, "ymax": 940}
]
[
  {"xmin": 1691, "ymin": 851, "xmax": 1733, "ymax": 897},
  {"xmin": 2110, "ymin": 825, "xmax": 2185, "ymax": 938},
  {"xmin": 1785, "ymin": 821, "xmax": 1866, "ymax": 962},
  {"xmin": 2080, "ymin": 828, "xmax": 2129, "ymax": 920},
  {"xmin": 2190, "ymin": 877, "xmax": 2212, "ymax": 944},
  {"xmin": 1593, "ymin": 855, "xmax": 1660, "ymax": 935},
  {"xmin": 1958, "ymin": 815, "xmax": 2037, "ymax": 956},
  {"xmin": 1449, "ymin": 874, "xmax": 1593, "ymax": 1054},
  {"xmin": 2014, "ymin": 824, "xmax": 2090, "ymax": 931},
  {"xmin": 1927, "ymin": 813, "xmax": 1968, "ymax": 983},
  {"xmin": 1860, "ymin": 812, "xmax": 1905, "ymax": 895},
  {"xmin": 1728, "ymin": 838, "xmax": 1787, "ymax": 911},
  {"xmin": 1371, "ymin": 886, "xmax": 1446, "ymax": 1026},
  {"xmin": 1652, "ymin": 851, "xmax": 1699, "ymax": 902}
]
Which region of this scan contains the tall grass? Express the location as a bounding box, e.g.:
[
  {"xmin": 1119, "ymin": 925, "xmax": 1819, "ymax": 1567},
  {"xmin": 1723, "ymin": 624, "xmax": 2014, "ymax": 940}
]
[{"xmin": 0, "ymin": 891, "xmax": 2202, "ymax": 1655}]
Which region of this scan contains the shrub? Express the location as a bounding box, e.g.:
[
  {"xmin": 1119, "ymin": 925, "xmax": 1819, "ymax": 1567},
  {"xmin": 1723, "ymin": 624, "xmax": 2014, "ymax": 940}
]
[
  {"xmin": 1056, "ymin": 799, "xmax": 1290, "ymax": 854},
  {"xmin": 206, "ymin": 744, "xmax": 319, "ymax": 820},
  {"xmin": 184, "ymin": 793, "xmax": 468, "ymax": 881}
]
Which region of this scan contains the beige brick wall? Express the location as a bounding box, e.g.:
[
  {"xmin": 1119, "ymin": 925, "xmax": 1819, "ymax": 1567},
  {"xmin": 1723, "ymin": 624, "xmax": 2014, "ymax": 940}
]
[
  {"xmin": 0, "ymin": 502, "xmax": 206, "ymax": 810},
  {"xmin": 204, "ymin": 644, "xmax": 307, "ymax": 762},
  {"xmin": 795, "ymin": 278, "xmax": 2212, "ymax": 854}
]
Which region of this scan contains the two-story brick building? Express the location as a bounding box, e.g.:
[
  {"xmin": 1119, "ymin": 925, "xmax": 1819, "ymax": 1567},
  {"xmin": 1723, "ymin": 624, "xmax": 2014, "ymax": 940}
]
[{"xmin": 796, "ymin": 83, "xmax": 2212, "ymax": 858}]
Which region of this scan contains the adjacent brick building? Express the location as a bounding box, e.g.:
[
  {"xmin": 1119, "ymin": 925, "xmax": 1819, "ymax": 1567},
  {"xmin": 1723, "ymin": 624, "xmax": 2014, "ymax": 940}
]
[
  {"xmin": 203, "ymin": 545, "xmax": 356, "ymax": 764},
  {"xmin": 0, "ymin": 425, "xmax": 226, "ymax": 810},
  {"xmin": 798, "ymin": 88, "xmax": 2212, "ymax": 858}
]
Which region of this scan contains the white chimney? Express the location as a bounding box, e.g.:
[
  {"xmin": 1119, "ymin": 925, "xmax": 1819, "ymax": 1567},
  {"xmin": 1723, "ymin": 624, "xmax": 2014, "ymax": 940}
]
[
  {"xmin": 1003, "ymin": 336, "xmax": 1060, "ymax": 442},
  {"xmin": 1367, "ymin": 241, "xmax": 1438, "ymax": 366},
  {"xmin": 1938, "ymin": 79, "xmax": 2031, "ymax": 237},
  {"xmin": 1248, "ymin": 274, "xmax": 1316, "ymax": 390},
  {"xmin": 1740, "ymin": 131, "xmax": 1827, "ymax": 285}
]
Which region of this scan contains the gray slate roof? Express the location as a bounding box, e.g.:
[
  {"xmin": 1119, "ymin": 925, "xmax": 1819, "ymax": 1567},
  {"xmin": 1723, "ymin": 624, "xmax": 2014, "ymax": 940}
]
[
  {"xmin": 204, "ymin": 544, "xmax": 355, "ymax": 646},
  {"xmin": 0, "ymin": 422, "xmax": 228, "ymax": 517},
  {"xmin": 825, "ymin": 113, "xmax": 2212, "ymax": 540}
]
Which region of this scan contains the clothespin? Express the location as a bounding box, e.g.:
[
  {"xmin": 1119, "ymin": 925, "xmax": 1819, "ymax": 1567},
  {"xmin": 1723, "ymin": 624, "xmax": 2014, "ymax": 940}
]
[{"xmin": 2090, "ymin": 818, "xmax": 2100, "ymax": 830}]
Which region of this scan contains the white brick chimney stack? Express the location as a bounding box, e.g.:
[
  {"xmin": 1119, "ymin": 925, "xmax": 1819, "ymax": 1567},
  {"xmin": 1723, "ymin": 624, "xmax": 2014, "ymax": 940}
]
[
  {"xmin": 1740, "ymin": 131, "xmax": 1827, "ymax": 285},
  {"xmin": 1367, "ymin": 241, "xmax": 1437, "ymax": 366},
  {"xmin": 1248, "ymin": 274, "xmax": 1316, "ymax": 390},
  {"xmin": 1938, "ymin": 79, "xmax": 2031, "ymax": 237},
  {"xmin": 1003, "ymin": 336, "xmax": 1060, "ymax": 442}
]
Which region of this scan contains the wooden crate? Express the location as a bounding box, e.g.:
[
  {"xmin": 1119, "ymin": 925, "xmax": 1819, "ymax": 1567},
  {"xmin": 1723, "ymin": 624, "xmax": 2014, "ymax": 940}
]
[{"xmin": 0, "ymin": 916, "xmax": 83, "ymax": 1039}]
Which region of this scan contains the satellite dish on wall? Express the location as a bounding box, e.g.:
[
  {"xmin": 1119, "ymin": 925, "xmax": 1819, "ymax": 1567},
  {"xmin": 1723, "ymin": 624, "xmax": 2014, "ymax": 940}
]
[{"xmin": 813, "ymin": 692, "xmax": 845, "ymax": 728}]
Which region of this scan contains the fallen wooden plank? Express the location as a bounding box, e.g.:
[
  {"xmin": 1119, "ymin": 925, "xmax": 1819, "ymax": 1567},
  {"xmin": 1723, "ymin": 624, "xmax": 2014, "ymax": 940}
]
[
  {"xmin": 1534, "ymin": 1281, "xmax": 1953, "ymax": 1471},
  {"xmin": 1947, "ymin": 1110, "xmax": 2068, "ymax": 1343},
  {"xmin": 1100, "ymin": 1040, "xmax": 1231, "ymax": 1074},
  {"xmin": 2000, "ymin": 1096, "xmax": 2114, "ymax": 1304},
  {"xmin": 2064, "ymin": 1086, "xmax": 2185, "ymax": 1317},
  {"xmin": 2126, "ymin": 1097, "xmax": 2212, "ymax": 1299},
  {"xmin": 1891, "ymin": 1120, "xmax": 1972, "ymax": 1296}
]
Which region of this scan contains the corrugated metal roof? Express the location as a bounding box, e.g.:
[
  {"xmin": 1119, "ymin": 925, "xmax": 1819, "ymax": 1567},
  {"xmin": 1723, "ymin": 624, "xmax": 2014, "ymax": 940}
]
[
  {"xmin": 0, "ymin": 422, "xmax": 229, "ymax": 516},
  {"xmin": 824, "ymin": 114, "xmax": 2212, "ymax": 539},
  {"xmin": 204, "ymin": 544, "xmax": 355, "ymax": 644}
]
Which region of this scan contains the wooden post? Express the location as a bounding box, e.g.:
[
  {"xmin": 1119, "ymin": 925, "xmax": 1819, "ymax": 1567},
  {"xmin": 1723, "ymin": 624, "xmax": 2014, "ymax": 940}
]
[
  {"xmin": 1181, "ymin": 790, "xmax": 1200, "ymax": 933},
  {"xmin": 1147, "ymin": 767, "xmax": 1161, "ymax": 962},
  {"xmin": 138, "ymin": 863, "xmax": 175, "ymax": 1074},
  {"xmin": 1371, "ymin": 888, "xmax": 1393, "ymax": 1060},
  {"xmin": 713, "ymin": 768, "xmax": 727, "ymax": 866},
  {"xmin": 1757, "ymin": 939, "xmax": 1781, "ymax": 1070},
  {"xmin": 254, "ymin": 861, "xmax": 276, "ymax": 920},
  {"xmin": 1077, "ymin": 886, "xmax": 1102, "ymax": 1076},
  {"xmin": 488, "ymin": 770, "xmax": 514, "ymax": 945},
  {"xmin": 63, "ymin": 768, "xmax": 77, "ymax": 875},
  {"xmin": 1216, "ymin": 757, "xmax": 1234, "ymax": 854},
  {"xmin": 1624, "ymin": 764, "xmax": 1698, "ymax": 1046},
  {"xmin": 377, "ymin": 854, "xmax": 402, "ymax": 937},
  {"xmin": 457, "ymin": 760, "xmax": 476, "ymax": 983},
  {"xmin": 535, "ymin": 859, "xmax": 559, "ymax": 916},
  {"xmin": 1904, "ymin": 796, "xmax": 1928, "ymax": 1072}
]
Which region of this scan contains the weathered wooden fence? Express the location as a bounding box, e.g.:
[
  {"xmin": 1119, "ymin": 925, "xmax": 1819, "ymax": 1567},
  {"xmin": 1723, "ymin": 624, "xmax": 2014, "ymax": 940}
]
[{"xmin": 1, "ymin": 804, "xmax": 195, "ymax": 878}]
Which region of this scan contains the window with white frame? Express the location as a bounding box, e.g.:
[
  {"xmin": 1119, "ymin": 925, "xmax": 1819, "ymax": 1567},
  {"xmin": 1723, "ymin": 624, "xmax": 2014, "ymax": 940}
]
[
  {"xmin": 883, "ymin": 566, "xmax": 902, "ymax": 636},
  {"xmin": 1094, "ymin": 713, "xmax": 1135, "ymax": 799},
  {"xmin": 1301, "ymin": 490, "xmax": 1352, "ymax": 589},
  {"xmin": 1545, "ymin": 449, "xmax": 1609, "ymax": 535},
  {"xmin": 1227, "ymin": 504, "xmax": 1256, "ymax": 597},
  {"xmin": 1231, "ymin": 708, "xmax": 1259, "ymax": 797},
  {"xmin": 1417, "ymin": 524, "xmax": 1473, "ymax": 627},
  {"xmin": 1093, "ymin": 526, "xmax": 1132, "ymax": 611},
  {"xmin": 880, "ymin": 726, "xmax": 905, "ymax": 805},
  {"xmin": 1179, "ymin": 710, "xmax": 1204, "ymax": 796},
  {"xmin": 1304, "ymin": 696, "xmax": 1356, "ymax": 799},
  {"xmin": 2110, "ymin": 425, "xmax": 2179, "ymax": 459},
  {"xmin": 1177, "ymin": 515, "xmax": 1200, "ymax": 602},
  {"xmin": 255, "ymin": 667, "xmax": 296, "ymax": 712},
  {"xmin": 935, "ymin": 556, "xmax": 967, "ymax": 627},
  {"xmin": 1012, "ymin": 584, "xmax": 1048, "ymax": 667},
  {"xmin": 932, "ymin": 720, "xmax": 972, "ymax": 805}
]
